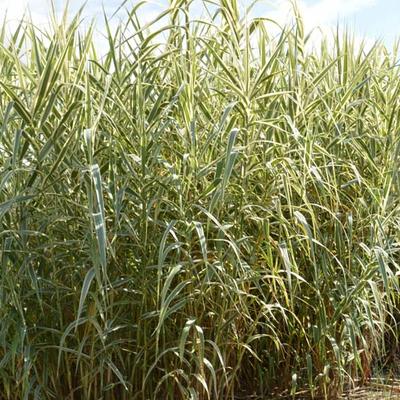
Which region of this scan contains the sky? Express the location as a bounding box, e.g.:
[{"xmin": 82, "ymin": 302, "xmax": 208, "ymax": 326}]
[{"xmin": 0, "ymin": 0, "xmax": 398, "ymax": 47}]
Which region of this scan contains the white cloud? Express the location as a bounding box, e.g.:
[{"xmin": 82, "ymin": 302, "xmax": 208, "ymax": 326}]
[
  {"xmin": 250, "ymin": 0, "xmax": 377, "ymax": 50},
  {"xmin": 0, "ymin": 0, "xmax": 49, "ymax": 26},
  {"xmin": 296, "ymin": 0, "xmax": 376, "ymax": 27},
  {"xmin": 0, "ymin": 0, "xmax": 378, "ymax": 31},
  {"xmin": 0, "ymin": 0, "xmax": 380, "ymax": 54},
  {"xmin": 261, "ymin": 0, "xmax": 376, "ymax": 27}
]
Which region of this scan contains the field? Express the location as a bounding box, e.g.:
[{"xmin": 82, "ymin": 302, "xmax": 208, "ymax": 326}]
[{"xmin": 0, "ymin": 0, "xmax": 400, "ymax": 399}]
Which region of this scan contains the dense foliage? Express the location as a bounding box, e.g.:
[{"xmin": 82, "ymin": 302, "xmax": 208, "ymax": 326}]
[{"xmin": 1, "ymin": 1, "xmax": 400, "ymax": 398}]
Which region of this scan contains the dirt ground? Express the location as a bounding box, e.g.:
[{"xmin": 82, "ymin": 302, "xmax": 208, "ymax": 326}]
[{"xmin": 341, "ymin": 388, "xmax": 400, "ymax": 399}]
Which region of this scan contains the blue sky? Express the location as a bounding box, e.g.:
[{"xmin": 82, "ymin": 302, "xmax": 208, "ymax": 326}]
[{"xmin": 0, "ymin": 0, "xmax": 398, "ymax": 46}]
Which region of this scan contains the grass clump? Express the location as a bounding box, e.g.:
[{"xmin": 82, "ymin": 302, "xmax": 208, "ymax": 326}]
[{"xmin": 0, "ymin": 1, "xmax": 400, "ymax": 399}]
